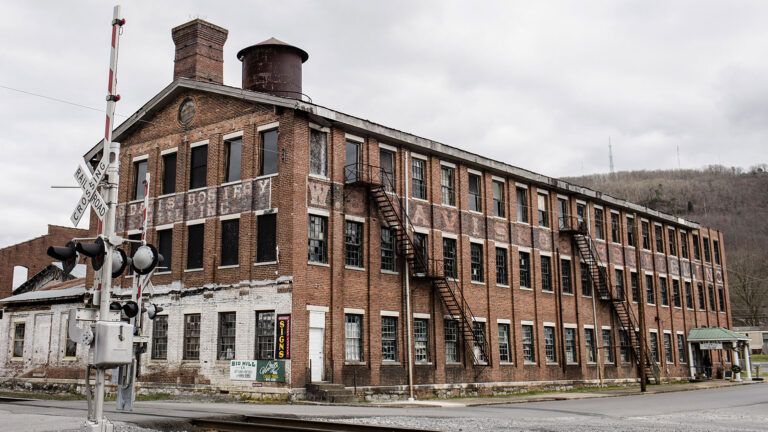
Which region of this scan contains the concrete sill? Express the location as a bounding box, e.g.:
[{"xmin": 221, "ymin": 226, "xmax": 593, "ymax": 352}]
[
  {"xmin": 221, "ymin": 180, "xmax": 242, "ymax": 187},
  {"xmin": 523, "ymin": 362, "xmax": 537, "ymax": 366},
  {"xmin": 255, "ymin": 173, "xmax": 278, "ymax": 180},
  {"xmin": 184, "ymin": 268, "xmax": 203, "ymax": 273},
  {"xmin": 344, "ymin": 361, "xmax": 366, "ymax": 366},
  {"xmin": 254, "ymin": 261, "xmax": 278, "ymax": 266},
  {"xmin": 154, "ymin": 271, "xmax": 172, "ymax": 275},
  {"xmin": 381, "ymin": 270, "xmax": 400, "ymax": 275},
  {"xmin": 497, "ymin": 284, "xmax": 510, "ymax": 288},
  {"xmin": 308, "ymin": 174, "xmax": 330, "ymax": 181},
  {"xmin": 345, "ymin": 266, "xmax": 366, "ymax": 272},
  {"xmin": 520, "ymin": 287, "xmax": 533, "ymax": 291},
  {"xmin": 188, "ymin": 186, "xmax": 207, "ymax": 193},
  {"xmin": 470, "ymin": 281, "xmax": 486, "ymax": 286},
  {"xmin": 382, "ymin": 362, "xmax": 401, "ymax": 366},
  {"xmin": 415, "ymin": 362, "xmax": 433, "ymax": 366},
  {"xmin": 308, "ymin": 261, "xmax": 330, "ymax": 268},
  {"xmin": 218, "ymin": 265, "xmax": 239, "ymax": 270}
]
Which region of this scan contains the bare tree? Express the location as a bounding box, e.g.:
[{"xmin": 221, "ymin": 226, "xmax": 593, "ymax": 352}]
[{"xmin": 728, "ymin": 250, "xmax": 768, "ymax": 326}]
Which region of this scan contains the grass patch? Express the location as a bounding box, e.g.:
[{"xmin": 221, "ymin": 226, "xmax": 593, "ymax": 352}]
[{"xmin": 751, "ymin": 354, "xmax": 768, "ymax": 362}]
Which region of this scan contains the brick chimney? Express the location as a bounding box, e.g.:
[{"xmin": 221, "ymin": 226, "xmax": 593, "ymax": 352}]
[{"xmin": 171, "ymin": 19, "xmax": 228, "ymax": 84}]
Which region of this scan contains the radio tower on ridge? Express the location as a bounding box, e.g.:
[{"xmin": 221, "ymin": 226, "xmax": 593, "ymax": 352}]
[{"xmin": 609, "ymin": 137, "xmax": 615, "ymax": 174}]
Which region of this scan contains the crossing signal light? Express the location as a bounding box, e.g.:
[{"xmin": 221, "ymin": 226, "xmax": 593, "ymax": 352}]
[
  {"xmin": 110, "ymin": 300, "xmax": 140, "ymax": 319},
  {"xmin": 145, "ymin": 303, "xmax": 164, "ymax": 320},
  {"xmin": 131, "ymin": 244, "xmax": 162, "ymax": 275},
  {"xmin": 47, "ymin": 241, "xmax": 79, "ymax": 275},
  {"xmin": 111, "ymin": 248, "xmax": 129, "ymax": 278},
  {"xmin": 76, "ymin": 238, "xmax": 106, "ymax": 270}
]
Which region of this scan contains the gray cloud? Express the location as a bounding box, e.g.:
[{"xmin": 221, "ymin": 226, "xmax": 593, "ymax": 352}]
[{"xmin": 1, "ymin": 0, "xmax": 766, "ymax": 247}]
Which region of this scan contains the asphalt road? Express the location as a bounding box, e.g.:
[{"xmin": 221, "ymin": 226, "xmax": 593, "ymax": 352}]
[{"xmin": 0, "ymin": 383, "xmax": 765, "ymax": 431}]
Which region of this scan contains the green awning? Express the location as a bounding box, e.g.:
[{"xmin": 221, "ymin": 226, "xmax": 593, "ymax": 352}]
[{"xmin": 687, "ymin": 327, "xmax": 749, "ymax": 342}]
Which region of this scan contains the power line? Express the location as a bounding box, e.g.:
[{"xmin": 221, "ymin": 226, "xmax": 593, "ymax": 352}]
[{"xmin": 0, "ymin": 83, "xmax": 118, "ymax": 116}]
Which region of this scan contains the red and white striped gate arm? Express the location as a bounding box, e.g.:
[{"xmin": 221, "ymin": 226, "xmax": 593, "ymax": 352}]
[{"xmin": 103, "ymin": 5, "xmax": 125, "ymax": 155}]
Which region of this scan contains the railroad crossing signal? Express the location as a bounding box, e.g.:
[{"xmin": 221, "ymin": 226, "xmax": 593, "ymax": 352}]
[{"xmin": 71, "ymin": 162, "xmax": 109, "ymax": 226}]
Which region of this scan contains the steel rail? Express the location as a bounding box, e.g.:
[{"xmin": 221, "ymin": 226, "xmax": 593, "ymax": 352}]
[{"xmin": 191, "ymin": 415, "xmax": 434, "ymax": 432}]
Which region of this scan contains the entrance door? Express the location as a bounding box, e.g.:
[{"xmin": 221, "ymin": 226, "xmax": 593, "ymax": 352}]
[
  {"xmin": 309, "ymin": 327, "xmax": 324, "ymax": 382},
  {"xmin": 32, "ymin": 314, "xmax": 52, "ymax": 365}
]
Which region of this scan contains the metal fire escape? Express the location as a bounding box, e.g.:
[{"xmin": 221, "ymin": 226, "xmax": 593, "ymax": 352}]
[
  {"xmin": 344, "ymin": 163, "xmax": 490, "ymax": 368},
  {"xmin": 561, "ymin": 219, "xmax": 661, "ymax": 384}
]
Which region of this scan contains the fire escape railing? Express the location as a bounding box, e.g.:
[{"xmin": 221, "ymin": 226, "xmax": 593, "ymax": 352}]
[
  {"xmin": 560, "ymin": 216, "xmax": 661, "ymax": 384},
  {"xmin": 344, "ymin": 163, "xmax": 490, "ymax": 368}
]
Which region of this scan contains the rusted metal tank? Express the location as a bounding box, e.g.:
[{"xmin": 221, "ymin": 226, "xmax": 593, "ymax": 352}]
[{"xmin": 237, "ymin": 37, "xmax": 308, "ymax": 99}]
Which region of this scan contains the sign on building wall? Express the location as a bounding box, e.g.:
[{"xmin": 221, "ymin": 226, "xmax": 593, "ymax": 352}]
[
  {"xmin": 229, "ymin": 359, "xmax": 286, "ymax": 382},
  {"xmin": 700, "ymin": 342, "xmax": 723, "ymax": 350},
  {"xmin": 276, "ymin": 314, "xmax": 291, "ymax": 359}
]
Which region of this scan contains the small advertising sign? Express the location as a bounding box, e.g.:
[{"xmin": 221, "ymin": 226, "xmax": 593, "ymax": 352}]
[
  {"xmin": 276, "ymin": 314, "xmax": 291, "ymax": 359},
  {"xmin": 256, "ymin": 359, "xmax": 286, "ymax": 382},
  {"xmin": 230, "ymin": 360, "xmax": 258, "ymax": 380}
]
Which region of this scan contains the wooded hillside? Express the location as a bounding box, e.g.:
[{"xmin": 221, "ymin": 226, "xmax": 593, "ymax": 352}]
[{"xmin": 565, "ymin": 165, "xmax": 768, "ymax": 326}]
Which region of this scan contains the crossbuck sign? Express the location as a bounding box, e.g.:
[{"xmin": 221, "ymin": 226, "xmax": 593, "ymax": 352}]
[{"xmin": 71, "ymin": 154, "xmax": 109, "ymax": 226}]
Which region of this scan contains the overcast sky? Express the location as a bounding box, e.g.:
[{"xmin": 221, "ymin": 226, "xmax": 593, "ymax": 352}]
[{"xmin": 0, "ymin": 0, "xmax": 766, "ymax": 248}]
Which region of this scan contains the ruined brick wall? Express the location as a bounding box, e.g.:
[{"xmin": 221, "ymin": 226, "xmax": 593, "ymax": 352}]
[{"xmin": 0, "ymin": 225, "xmax": 89, "ymax": 299}]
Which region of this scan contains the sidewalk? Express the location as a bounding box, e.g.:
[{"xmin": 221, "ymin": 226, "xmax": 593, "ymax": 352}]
[{"xmin": 368, "ymin": 379, "xmax": 762, "ymax": 408}]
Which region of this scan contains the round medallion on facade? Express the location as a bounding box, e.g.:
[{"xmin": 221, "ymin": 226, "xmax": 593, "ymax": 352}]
[{"xmin": 178, "ymin": 97, "xmax": 196, "ymax": 127}]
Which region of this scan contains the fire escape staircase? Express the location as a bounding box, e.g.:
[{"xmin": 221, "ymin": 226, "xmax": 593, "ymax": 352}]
[
  {"xmin": 344, "ymin": 164, "xmax": 490, "ymax": 370},
  {"xmin": 561, "ymin": 219, "xmax": 661, "ymax": 384}
]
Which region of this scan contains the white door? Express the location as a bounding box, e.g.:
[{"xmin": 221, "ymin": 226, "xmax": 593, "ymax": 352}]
[
  {"xmin": 32, "ymin": 314, "xmax": 52, "ymax": 365},
  {"xmin": 309, "ymin": 327, "xmax": 324, "ymax": 382}
]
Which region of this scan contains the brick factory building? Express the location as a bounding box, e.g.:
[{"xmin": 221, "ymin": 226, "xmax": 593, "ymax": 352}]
[{"xmin": 2, "ymin": 19, "xmax": 738, "ymax": 400}]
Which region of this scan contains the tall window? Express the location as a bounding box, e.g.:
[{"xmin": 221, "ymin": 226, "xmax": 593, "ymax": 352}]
[
  {"xmin": 217, "ymin": 312, "xmax": 237, "ymax": 360},
  {"xmin": 585, "ymin": 328, "xmax": 596, "ymax": 363},
  {"xmin": 659, "ymin": 277, "xmax": 669, "ymax": 306},
  {"xmin": 186, "ymin": 224, "xmax": 204, "ymax": 270},
  {"xmin": 565, "ymin": 327, "xmax": 577, "ymax": 364},
  {"xmin": 668, "ymin": 228, "xmax": 677, "ymax": 256},
  {"xmin": 413, "ymin": 233, "xmax": 428, "ymax": 273},
  {"xmin": 602, "ymin": 329, "xmax": 614, "ymax": 364},
  {"xmin": 189, "ymin": 144, "xmax": 208, "ymax": 189},
  {"xmin": 473, "ymin": 322, "xmax": 487, "ymax": 363},
  {"xmin": 133, "ymin": 159, "xmax": 147, "ymax": 200},
  {"xmin": 224, "ymin": 137, "xmax": 242, "ymax": 183},
  {"xmin": 626, "ymin": 216, "xmax": 636, "ymax": 247},
  {"xmin": 557, "ymin": 197, "xmax": 568, "ymax": 229},
  {"xmin": 522, "ymin": 324, "xmax": 535, "ymax": 363},
  {"xmin": 492, "ymin": 180, "xmax": 505, "ymax": 217},
  {"xmin": 541, "ymin": 256, "xmax": 552, "ymax": 292},
  {"xmin": 468, "ymin": 173, "xmax": 482, "ymax": 212},
  {"xmin": 256, "ymin": 213, "xmax": 277, "ymax": 263},
  {"xmin": 381, "ymin": 227, "xmax": 397, "ymax": 272},
  {"xmin": 576, "ymin": 203, "xmax": 587, "ymax": 226},
  {"xmin": 610, "ymin": 213, "xmax": 620, "ymax": 243},
  {"xmin": 650, "ymin": 332, "xmax": 660, "ymax": 362},
  {"xmin": 697, "ymin": 283, "xmax": 706, "ymax": 310},
  {"xmin": 255, "ymin": 311, "xmax": 275, "ymax": 360},
  {"xmin": 440, "ymin": 165, "xmax": 455, "ymax": 206},
  {"xmin": 380, "ymin": 149, "xmax": 395, "ymax": 192},
  {"xmin": 162, "ymin": 152, "xmax": 177, "ymax": 195},
  {"xmin": 677, "ymin": 334, "xmax": 687, "ymax": 364},
  {"xmin": 692, "ymin": 233, "xmax": 701, "ymax": 260},
  {"xmin": 381, "ymin": 316, "xmax": 398, "ymax": 362},
  {"xmin": 498, "ymin": 324, "xmax": 511, "ymax": 363},
  {"xmin": 344, "ymin": 221, "xmax": 364, "ymax": 268},
  {"xmin": 496, "ymin": 247, "xmax": 508, "ymax": 286},
  {"xmin": 581, "ymin": 262, "xmax": 593, "ymax": 296},
  {"xmin": 345, "ymin": 140, "xmax": 360, "ymax": 182},
  {"xmin": 708, "ymin": 284, "xmax": 716, "ymax": 310},
  {"xmin": 544, "ymin": 326, "xmax": 557, "ymax": 363},
  {"xmin": 260, "ymin": 129, "xmax": 278, "ymax": 176},
  {"xmin": 681, "ymin": 232, "xmax": 689, "ymax": 259},
  {"xmin": 470, "ymin": 243, "xmax": 484, "ymax": 282},
  {"xmin": 619, "ymin": 329, "xmax": 630, "ymax": 363},
  {"xmin": 594, "ymin": 208, "xmax": 605, "ymax": 240},
  {"xmin": 443, "ymin": 238, "xmax": 457, "ymax": 279},
  {"xmin": 713, "ymin": 239, "xmax": 721, "ymax": 265},
  {"xmin": 561, "ymin": 259, "xmax": 573, "ymax": 294},
  {"xmin": 615, "ymin": 269, "xmax": 625, "ymax": 300},
  {"xmin": 412, "ymin": 158, "xmax": 427, "ymax": 199},
  {"xmin": 12, "ymin": 323, "xmax": 25, "ymax": 358},
  {"xmin": 641, "ymin": 221, "xmax": 650, "ymax": 250},
  {"xmin": 220, "ymin": 219, "xmax": 240, "ymax": 266},
  {"xmin": 157, "ymin": 229, "xmax": 173, "ymax": 272},
  {"xmin": 309, "ymin": 129, "xmax": 328, "ymax": 177},
  {"xmin": 703, "ymin": 238, "xmax": 712, "ymax": 262},
  {"xmin": 646, "ymin": 274, "xmax": 655, "ymax": 304},
  {"xmin": 64, "ymin": 317, "xmax": 77, "ymax": 358},
  {"xmin": 183, "ymin": 313, "xmax": 201, "ymax": 360},
  {"xmin": 654, "ymin": 225, "xmax": 664, "ymax": 253},
  {"xmin": 664, "ymin": 333, "xmax": 674, "ymax": 363},
  {"xmin": 151, "ymin": 315, "xmax": 168, "ymax": 360},
  {"xmin": 344, "ymin": 314, "xmax": 363, "ymax": 361},
  {"xmin": 718, "ymin": 286, "xmax": 725, "ymax": 311},
  {"xmin": 519, "ymin": 251, "xmax": 531, "ymax": 288},
  {"xmin": 537, "ymin": 193, "xmax": 549, "ymax": 228},
  {"xmin": 308, "ymin": 215, "xmax": 328, "ymax": 263},
  {"xmin": 672, "ymin": 279, "xmax": 682, "ymax": 307},
  {"xmin": 444, "ymin": 320, "xmax": 459, "ymax": 363},
  {"xmin": 414, "ymin": 319, "xmax": 430, "ymax": 363},
  {"xmin": 516, "ymin": 187, "xmax": 529, "ymax": 223},
  {"xmin": 630, "ymin": 272, "xmax": 639, "ymax": 302}
]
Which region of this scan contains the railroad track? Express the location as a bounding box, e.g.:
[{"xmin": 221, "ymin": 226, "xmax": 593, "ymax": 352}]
[{"xmin": 191, "ymin": 415, "xmax": 435, "ymax": 432}]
